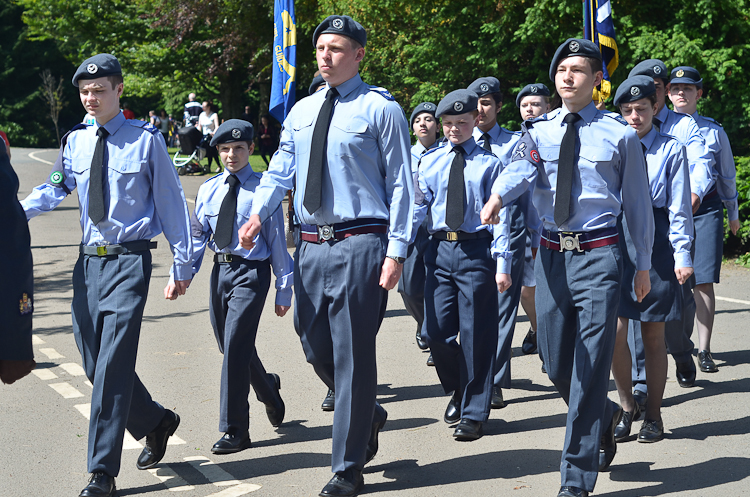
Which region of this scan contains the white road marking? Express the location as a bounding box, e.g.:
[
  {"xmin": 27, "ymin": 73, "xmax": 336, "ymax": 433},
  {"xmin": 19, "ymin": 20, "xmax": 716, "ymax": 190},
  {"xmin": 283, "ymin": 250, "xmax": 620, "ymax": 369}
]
[
  {"xmin": 84, "ymin": 380, "xmax": 93, "ymax": 388},
  {"xmin": 147, "ymin": 467, "xmax": 195, "ymax": 492},
  {"xmin": 32, "ymin": 335, "xmax": 45, "ymax": 345},
  {"xmin": 49, "ymin": 382, "xmax": 84, "ymax": 398},
  {"xmin": 204, "ymin": 484, "xmax": 262, "ymax": 496},
  {"xmin": 716, "ymin": 295, "xmax": 750, "ymax": 306},
  {"xmin": 74, "ymin": 404, "xmax": 142, "ymax": 449},
  {"xmin": 32, "ymin": 368, "xmax": 58, "ymax": 380},
  {"xmin": 59, "ymin": 363, "xmax": 86, "ymax": 376},
  {"xmin": 28, "ymin": 150, "xmax": 55, "ymax": 165},
  {"xmin": 184, "ymin": 456, "xmax": 241, "ymax": 486},
  {"xmin": 39, "ymin": 348, "xmax": 64, "ymax": 359}
]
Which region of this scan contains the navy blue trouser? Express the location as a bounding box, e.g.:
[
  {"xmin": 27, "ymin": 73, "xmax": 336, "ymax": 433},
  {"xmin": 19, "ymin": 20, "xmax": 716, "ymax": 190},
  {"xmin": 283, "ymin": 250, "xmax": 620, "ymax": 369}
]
[
  {"xmin": 424, "ymin": 237, "xmax": 498, "ymax": 422},
  {"xmin": 398, "ymin": 225, "xmax": 429, "ymax": 336},
  {"xmin": 210, "ymin": 259, "xmax": 279, "ymax": 434},
  {"xmin": 294, "ymin": 233, "xmax": 388, "ymax": 476},
  {"xmin": 536, "ymin": 244, "xmax": 622, "ymax": 492},
  {"xmin": 72, "ymin": 250, "xmax": 165, "ymax": 476}
]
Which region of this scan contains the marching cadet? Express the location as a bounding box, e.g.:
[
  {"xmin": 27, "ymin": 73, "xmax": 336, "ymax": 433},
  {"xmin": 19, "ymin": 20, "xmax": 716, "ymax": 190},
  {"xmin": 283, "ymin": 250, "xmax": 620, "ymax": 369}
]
[
  {"xmin": 238, "ymin": 15, "xmax": 413, "ymax": 497},
  {"xmin": 164, "ymin": 119, "xmax": 292, "ymax": 454},
  {"xmin": 481, "ymin": 39, "xmax": 654, "ymax": 497},
  {"xmin": 467, "ymin": 76, "xmax": 540, "ymax": 410},
  {"xmin": 609, "ymin": 76, "xmax": 694, "ymax": 444},
  {"xmin": 0, "ymin": 138, "xmax": 36, "ymax": 385},
  {"xmin": 399, "ymin": 102, "xmax": 440, "ymax": 364},
  {"xmin": 414, "ymin": 89, "xmax": 512, "ymax": 441},
  {"xmin": 628, "ymin": 59, "xmax": 713, "ymax": 391},
  {"xmin": 668, "ymin": 66, "xmax": 740, "ymax": 374},
  {"xmin": 21, "ymin": 54, "xmax": 192, "ymax": 497},
  {"xmin": 515, "ymin": 83, "xmax": 552, "ymax": 361}
]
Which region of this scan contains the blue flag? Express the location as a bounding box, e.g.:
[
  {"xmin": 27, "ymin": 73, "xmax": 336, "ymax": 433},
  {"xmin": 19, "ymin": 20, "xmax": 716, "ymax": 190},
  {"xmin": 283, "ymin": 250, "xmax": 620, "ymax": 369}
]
[
  {"xmin": 584, "ymin": 0, "xmax": 618, "ymax": 102},
  {"xmin": 270, "ymin": 0, "xmax": 296, "ymax": 123}
]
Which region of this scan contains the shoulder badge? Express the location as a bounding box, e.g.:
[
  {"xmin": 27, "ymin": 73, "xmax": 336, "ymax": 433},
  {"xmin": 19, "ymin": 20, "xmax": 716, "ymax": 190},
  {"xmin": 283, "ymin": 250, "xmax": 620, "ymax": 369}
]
[
  {"xmin": 133, "ymin": 121, "xmax": 160, "ymax": 135},
  {"xmin": 604, "ymin": 113, "xmax": 628, "ymax": 126},
  {"xmin": 368, "ymin": 86, "xmax": 395, "ymax": 101},
  {"xmin": 511, "ymin": 131, "xmax": 541, "ymax": 166},
  {"xmin": 19, "ymin": 293, "xmax": 33, "ymax": 315}
]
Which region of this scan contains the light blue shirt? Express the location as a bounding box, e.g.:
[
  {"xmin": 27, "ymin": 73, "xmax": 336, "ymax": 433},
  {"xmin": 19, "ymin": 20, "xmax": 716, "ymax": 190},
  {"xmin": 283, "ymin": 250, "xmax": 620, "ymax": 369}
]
[
  {"xmin": 641, "ymin": 127, "xmax": 693, "ymax": 268},
  {"xmin": 411, "ymin": 140, "xmax": 439, "ymax": 172},
  {"xmin": 492, "ymin": 102, "xmax": 654, "ymax": 271},
  {"xmin": 188, "ymin": 165, "xmax": 294, "ymax": 306},
  {"xmin": 414, "ymin": 137, "xmax": 512, "ymax": 273},
  {"xmin": 655, "ymin": 105, "xmax": 712, "ymax": 200},
  {"xmin": 474, "ymin": 124, "xmax": 542, "ymax": 249},
  {"xmin": 21, "ymin": 112, "xmax": 193, "ymax": 280},
  {"xmin": 691, "ymin": 112, "xmax": 739, "ymax": 221},
  {"xmin": 249, "ymin": 74, "xmax": 414, "ymax": 259}
]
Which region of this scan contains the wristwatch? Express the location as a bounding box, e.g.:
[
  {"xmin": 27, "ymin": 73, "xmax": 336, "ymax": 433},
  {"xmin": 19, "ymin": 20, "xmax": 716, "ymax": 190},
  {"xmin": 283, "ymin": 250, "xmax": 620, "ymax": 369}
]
[{"xmin": 387, "ymin": 255, "xmax": 405, "ymax": 264}]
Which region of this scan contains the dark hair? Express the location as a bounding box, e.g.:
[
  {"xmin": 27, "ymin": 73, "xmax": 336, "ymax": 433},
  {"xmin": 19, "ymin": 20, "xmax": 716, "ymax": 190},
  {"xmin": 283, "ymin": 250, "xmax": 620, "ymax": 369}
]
[
  {"xmin": 585, "ymin": 57, "xmax": 602, "ymax": 76},
  {"xmin": 488, "ymin": 92, "xmax": 502, "ymax": 106},
  {"xmin": 107, "ymin": 74, "xmax": 123, "ymax": 89}
]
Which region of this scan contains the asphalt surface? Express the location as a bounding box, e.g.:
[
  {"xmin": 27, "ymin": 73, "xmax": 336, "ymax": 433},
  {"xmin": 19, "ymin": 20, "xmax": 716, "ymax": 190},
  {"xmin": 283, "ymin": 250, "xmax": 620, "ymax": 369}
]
[{"xmin": 2, "ymin": 147, "xmax": 750, "ymax": 496}]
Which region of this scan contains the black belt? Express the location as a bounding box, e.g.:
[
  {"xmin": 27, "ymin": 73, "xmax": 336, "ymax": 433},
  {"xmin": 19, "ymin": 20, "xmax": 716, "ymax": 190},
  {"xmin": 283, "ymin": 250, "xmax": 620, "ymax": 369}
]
[
  {"xmin": 213, "ymin": 253, "xmax": 267, "ymax": 267},
  {"xmin": 432, "ymin": 230, "xmax": 492, "ymax": 242},
  {"xmin": 300, "ymin": 218, "xmax": 388, "ymax": 243},
  {"xmin": 541, "ymin": 227, "xmax": 618, "ymax": 252},
  {"xmin": 703, "ymin": 187, "xmax": 718, "ymax": 201},
  {"xmin": 80, "ymin": 240, "xmax": 157, "ymax": 256}
]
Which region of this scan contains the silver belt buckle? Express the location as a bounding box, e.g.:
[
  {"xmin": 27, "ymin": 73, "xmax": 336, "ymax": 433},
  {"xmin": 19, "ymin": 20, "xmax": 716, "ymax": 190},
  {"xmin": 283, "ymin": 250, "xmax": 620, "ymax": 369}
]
[
  {"xmin": 558, "ymin": 233, "xmax": 582, "ymax": 253},
  {"xmin": 318, "ymin": 225, "xmax": 334, "ymax": 241}
]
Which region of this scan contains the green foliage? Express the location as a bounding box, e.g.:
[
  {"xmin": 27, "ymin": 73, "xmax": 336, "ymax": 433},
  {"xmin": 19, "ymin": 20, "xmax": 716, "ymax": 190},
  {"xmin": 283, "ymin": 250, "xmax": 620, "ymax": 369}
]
[{"xmin": 725, "ymin": 156, "xmax": 750, "ymax": 256}]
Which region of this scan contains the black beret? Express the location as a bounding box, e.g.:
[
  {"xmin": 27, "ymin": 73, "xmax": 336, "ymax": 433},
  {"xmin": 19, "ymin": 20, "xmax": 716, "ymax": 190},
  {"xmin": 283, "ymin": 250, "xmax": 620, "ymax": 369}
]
[
  {"xmin": 549, "ymin": 39, "xmax": 602, "ymax": 82},
  {"xmin": 670, "ymin": 66, "xmax": 703, "ymax": 89},
  {"xmin": 313, "ymin": 15, "xmax": 367, "ymax": 48},
  {"xmin": 515, "ymin": 83, "xmax": 551, "ymax": 107},
  {"xmin": 436, "ymin": 90, "xmax": 478, "ymax": 118},
  {"xmin": 613, "ymin": 76, "xmax": 656, "ymax": 107},
  {"xmin": 628, "ymin": 59, "xmax": 669, "ymax": 82},
  {"xmin": 467, "ymin": 77, "xmax": 501, "ymax": 97},
  {"xmin": 73, "ymin": 54, "xmax": 122, "ymax": 87},
  {"xmin": 210, "ymin": 119, "xmax": 254, "ymax": 147},
  {"xmin": 409, "ymin": 102, "xmax": 437, "ymax": 126},
  {"xmin": 309, "ymin": 74, "xmax": 326, "ymax": 94}
]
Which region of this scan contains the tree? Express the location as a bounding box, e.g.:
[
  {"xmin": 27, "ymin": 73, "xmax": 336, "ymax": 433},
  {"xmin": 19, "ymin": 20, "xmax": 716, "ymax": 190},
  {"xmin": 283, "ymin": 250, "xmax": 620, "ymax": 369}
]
[{"xmin": 38, "ymin": 70, "xmax": 66, "ymax": 143}]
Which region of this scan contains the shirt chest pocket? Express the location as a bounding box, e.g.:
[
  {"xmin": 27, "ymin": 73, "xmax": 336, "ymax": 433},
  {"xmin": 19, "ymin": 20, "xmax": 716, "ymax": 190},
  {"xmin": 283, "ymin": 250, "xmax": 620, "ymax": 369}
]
[
  {"xmin": 578, "ymin": 146, "xmax": 614, "ymax": 191},
  {"xmin": 329, "ymin": 118, "xmax": 370, "ymax": 158},
  {"xmin": 291, "ymin": 117, "xmax": 314, "ymax": 155}
]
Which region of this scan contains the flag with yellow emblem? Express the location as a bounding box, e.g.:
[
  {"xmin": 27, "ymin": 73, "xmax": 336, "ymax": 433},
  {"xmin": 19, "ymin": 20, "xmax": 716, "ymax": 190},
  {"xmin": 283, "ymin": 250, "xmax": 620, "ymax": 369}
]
[
  {"xmin": 270, "ymin": 0, "xmax": 296, "ymax": 123},
  {"xmin": 584, "ymin": 0, "xmax": 618, "ymax": 102}
]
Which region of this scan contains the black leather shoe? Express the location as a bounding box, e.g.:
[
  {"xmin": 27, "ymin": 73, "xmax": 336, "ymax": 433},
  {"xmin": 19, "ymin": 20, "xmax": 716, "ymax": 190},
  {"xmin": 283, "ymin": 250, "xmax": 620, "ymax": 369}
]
[
  {"xmin": 266, "ymin": 373, "xmax": 285, "ymax": 427},
  {"xmin": 637, "ymin": 419, "xmax": 664, "ymax": 443},
  {"xmin": 453, "ymin": 418, "xmax": 483, "ymax": 441},
  {"xmin": 319, "ymin": 473, "xmax": 364, "ymax": 497},
  {"xmin": 321, "ymin": 389, "xmax": 335, "ymax": 411},
  {"xmin": 558, "ymin": 486, "xmax": 589, "ymax": 497},
  {"xmin": 598, "ymin": 403, "xmax": 622, "ymax": 472},
  {"xmin": 698, "ymin": 350, "xmax": 718, "ymax": 373},
  {"xmin": 136, "ymin": 409, "xmax": 180, "ymax": 470},
  {"xmin": 614, "ymin": 403, "xmax": 640, "ymax": 442},
  {"xmin": 521, "ymin": 329, "xmax": 538, "ymax": 354},
  {"xmin": 365, "ymin": 408, "xmax": 387, "ymax": 463},
  {"xmin": 632, "ymin": 390, "xmax": 647, "ymax": 418},
  {"xmin": 211, "ymin": 431, "xmax": 252, "ymax": 454},
  {"xmin": 79, "ymin": 472, "xmax": 116, "ymax": 497},
  {"xmin": 426, "ymin": 353, "xmax": 435, "ymax": 367},
  {"xmin": 416, "ymin": 328, "xmax": 429, "ymax": 350},
  {"xmin": 444, "ymin": 392, "xmax": 461, "ymax": 424},
  {"xmin": 490, "ymin": 386, "xmax": 506, "ymax": 409},
  {"xmin": 675, "ymin": 357, "xmax": 697, "ymax": 387}
]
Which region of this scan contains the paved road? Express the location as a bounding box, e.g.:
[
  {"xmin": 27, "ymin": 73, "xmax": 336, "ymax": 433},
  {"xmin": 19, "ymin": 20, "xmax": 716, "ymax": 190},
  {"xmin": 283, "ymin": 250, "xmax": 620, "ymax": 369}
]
[{"xmin": 2, "ymin": 147, "xmax": 750, "ymax": 496}]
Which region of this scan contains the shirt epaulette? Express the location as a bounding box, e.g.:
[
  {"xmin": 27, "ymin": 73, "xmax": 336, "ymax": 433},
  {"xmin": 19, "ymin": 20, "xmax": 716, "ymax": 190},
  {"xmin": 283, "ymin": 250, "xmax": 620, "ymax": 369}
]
[
  {"xmin": 129, "ymin": 120, "xmax": 160, "ymax": 135},
  {"xmin": 368, "ymin": 85, "xmax": 395, "ymax": 101},
  {"xmin": 521, "ymin": 114, "xmax": 548, "ymax": 132},
  {"xmin": 604, "ymin": 113, "xmax": 629, "ymax": 126},
  {"xmin": 700, "ymin": 114, "xmax": 722, "ymax": 127}
]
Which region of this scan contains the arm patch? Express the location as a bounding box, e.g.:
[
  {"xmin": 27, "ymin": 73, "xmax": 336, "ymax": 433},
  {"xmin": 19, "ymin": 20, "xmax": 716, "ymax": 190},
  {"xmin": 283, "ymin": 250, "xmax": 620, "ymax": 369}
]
[{"xmin": 511, "ymin": 131, "xmax": 541, "ymax": 166}]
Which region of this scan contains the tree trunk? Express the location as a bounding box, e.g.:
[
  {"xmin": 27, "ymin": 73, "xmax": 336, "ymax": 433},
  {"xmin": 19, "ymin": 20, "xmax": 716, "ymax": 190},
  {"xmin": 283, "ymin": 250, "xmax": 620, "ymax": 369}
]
[{"xmin": 218, "ymin": 69, "xmax": 245, "ymax": 121}]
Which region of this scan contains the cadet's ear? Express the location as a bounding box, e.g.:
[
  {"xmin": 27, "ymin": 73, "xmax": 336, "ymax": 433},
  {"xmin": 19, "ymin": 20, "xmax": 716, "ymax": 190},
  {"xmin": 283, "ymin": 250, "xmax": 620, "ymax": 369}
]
[
  {"xmin": 248, "ymin": 142, "xmax": 256, "ymax": 155},
  {"xmin": 696, "ymin": 88, "xmax": 703, "ymax": 100},
  {"xmin": 354, "ymin": 47, "xmax": 365, "ymax": 63}
]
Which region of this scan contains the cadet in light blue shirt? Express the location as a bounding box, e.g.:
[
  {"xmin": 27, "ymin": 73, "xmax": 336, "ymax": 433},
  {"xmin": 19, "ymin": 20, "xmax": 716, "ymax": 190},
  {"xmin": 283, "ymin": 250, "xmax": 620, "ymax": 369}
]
[
  {"xmin": 165, "ymin": 120, "xmax": 292, "ymax": 456},
  {"xmin": 668, "ymin": 66, "xmax": 740, "ymax": 376},
  {"xmin": 21, "ymin": 53, "xmax": 191, "ymax": 497},
  {"xmin": 413, "ymin": 89, "xmax": 511, "ymax": 443},
  {"xmin": 609, "ymin": 75, "xmax": 694, "ymax": 446},
  {"xmin": 482, "ymin": 39, "xmax": 654, "ymax": 497}
]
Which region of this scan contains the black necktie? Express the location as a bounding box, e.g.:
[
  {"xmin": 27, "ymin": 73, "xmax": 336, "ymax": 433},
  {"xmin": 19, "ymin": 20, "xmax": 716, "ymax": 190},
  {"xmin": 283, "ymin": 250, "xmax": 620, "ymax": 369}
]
[
  {"xmin": 214, "ymin": 174, "xmax": 240, "ymax": 250},
  {"xmin": 88, "ymin": 127, "xmax": 109, "ymax": 225},
  {"xmin": 652, "ymin": 115, "xmax": 661, "ymax": 132},
  {"xmin": 304, "ymin": 88, "xmax": 339, "ymax": 214},
  {"xmin": 554, "ymin": 113, "xmax": 580, "ymax": 227},
  {"xmin": 481, "ymin": 133, "xmax": 492, "ymax": 152},
  {"xmin": 446, "ymin": 145, "xmax": 466, "ymax": 231}
]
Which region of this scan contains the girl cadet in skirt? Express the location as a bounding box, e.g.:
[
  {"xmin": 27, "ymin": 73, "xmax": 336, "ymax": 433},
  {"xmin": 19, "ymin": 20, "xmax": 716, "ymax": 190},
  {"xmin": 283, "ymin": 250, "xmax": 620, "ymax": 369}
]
[{"xmin": 609, "ymin": 76, "xmax": 695, "ymax": 443}]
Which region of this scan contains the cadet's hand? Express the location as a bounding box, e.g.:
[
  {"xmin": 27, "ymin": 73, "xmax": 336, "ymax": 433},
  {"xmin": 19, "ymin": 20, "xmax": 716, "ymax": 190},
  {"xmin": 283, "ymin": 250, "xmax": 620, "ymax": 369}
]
[
  {"xmin": 239, "ymin": 215, "xmax": 262, "ymax": 250},
  {"xmin": 496, "ymin": 273, "xmax": 512, "ymax": 293},
  {"xmin": 379, "ymin": 257, "xmax": 403, "ymax": 290},
  {"xmin": 174, "ymin": 279, "xmax": 191, "ymax": 296},
  {"xmin": 729, "ymin": 218, "xmax": 740, "ymax": 236},
  {"xmin": 480, "ymin": 194, "xmax": 503, "ymax": 225},
  {"xmin": 634, "ymin": 269, "xmax": 651, "ymax": 303},
  {"xmin": 674, "ymin": 266, "xmax": 694, "ymax": 285},
  {"xmin": 531, "ymin": 247, "xmax": 538, "ymax": 260},
  {"xmin": 275, "ymin": 305, "xmax": 290, "ymax": 317},
  {"xmin": 164, "ymin": 282, "xmax": 179, "ymax": 300},
  {"xmin": 691, "ymin": 193, "xmax": 701, "ymax": 214},
  {"xmin": 0, "ymin": 359, "xmax": 36, "ymax": 385}
]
